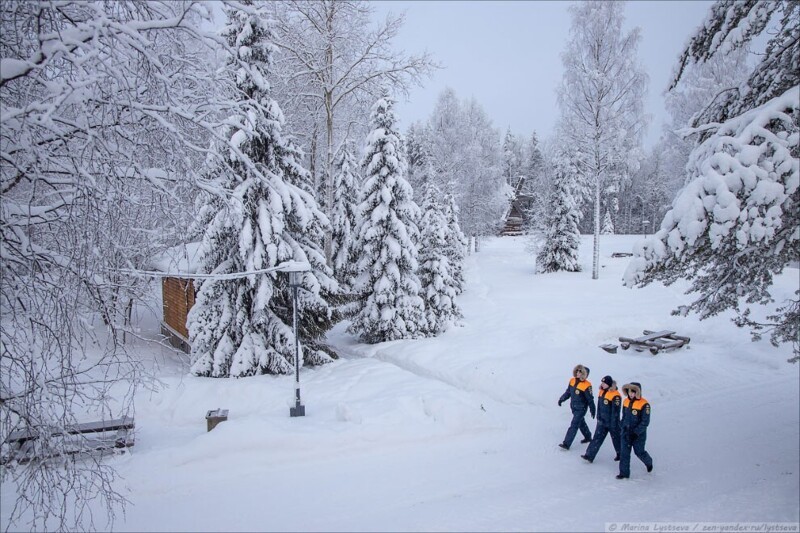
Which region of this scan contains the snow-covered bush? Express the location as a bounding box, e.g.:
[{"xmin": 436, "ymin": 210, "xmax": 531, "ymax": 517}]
[{"xmin": 602, "ymin": 210, "xmax": 615, "ymax": 235}]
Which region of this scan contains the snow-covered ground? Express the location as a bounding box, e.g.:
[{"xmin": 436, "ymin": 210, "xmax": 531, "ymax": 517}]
[{"xmin": 2, "ymin": 235, "xmax": 798, "ymax": 532}]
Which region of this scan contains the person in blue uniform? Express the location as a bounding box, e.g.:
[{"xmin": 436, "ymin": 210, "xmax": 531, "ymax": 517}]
[
  {"xmin": 617, "ymin": 381, "xmax": 653, "ymax": 479},
  {"xmin": 581, "ymin": 375, "xmax": 621, "ymax": 463},
  {"xmin": 557, "ymin": 364, "xmax": 595, "ymax": 450}
]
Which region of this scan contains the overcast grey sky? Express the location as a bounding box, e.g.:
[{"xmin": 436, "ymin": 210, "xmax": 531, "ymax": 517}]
[{"xmin": 372, "ymin": 0, "xmax": 714, "ymax": 148}]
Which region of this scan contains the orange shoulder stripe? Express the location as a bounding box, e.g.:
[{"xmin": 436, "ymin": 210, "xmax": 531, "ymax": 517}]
[{"xmin": 624, "ymin": 398, "xmax": 650, "ymax": 410}]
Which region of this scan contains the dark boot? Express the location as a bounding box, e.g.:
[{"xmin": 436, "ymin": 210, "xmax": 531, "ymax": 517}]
[
  {"xmin": 615, "ymin": 474, "xmax": 628, "ymax": 479},
  {"xmin": 647, "ymin": 463, "xmax": 653, "ymax": 473},
  {"xmin": 580, "ymin": 436, "xmax": 592, "ymax": 444},
  {"xmin": 558, "ymin": 443, "xmax": 569, "ymax": 450},
  {"xmin": 614, "ymin": 454, "xmax": 621, "ymax": 461},
  {"xmin": 581, "ymin": 454, "xmax": 593, "ymax": 463}
]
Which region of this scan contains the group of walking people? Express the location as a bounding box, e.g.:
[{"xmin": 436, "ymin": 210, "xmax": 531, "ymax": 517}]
[{"xmin": 558, "ymin": 364, "xmax": 653, "ymax": 479}]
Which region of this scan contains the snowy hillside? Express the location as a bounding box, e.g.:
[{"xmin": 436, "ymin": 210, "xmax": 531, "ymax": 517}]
[{"xmin": 2, "ymin": 235, "xmax": 798, "ymax": 532}]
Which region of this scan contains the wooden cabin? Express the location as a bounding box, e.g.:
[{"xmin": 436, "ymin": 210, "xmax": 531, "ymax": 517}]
[
  {"xmin": 150, "ymin": 243, "xmax": 202, "ymax": 353},
  {"xmin": 500, "ymin": 177, "xmax": 534, "ymax": 236}
]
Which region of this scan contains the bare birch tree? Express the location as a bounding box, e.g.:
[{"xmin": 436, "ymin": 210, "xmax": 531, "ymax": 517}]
[
  {"xmin": 0, "ymin": 1, "xmax": 280, "ymax": 529},
  {"xmin": 269, "ymin": 0, "xmax": 436, "ymax": 260},
  {"xmin": 557, "ymin": 0, "xmax": 648, "ymax": 279}
]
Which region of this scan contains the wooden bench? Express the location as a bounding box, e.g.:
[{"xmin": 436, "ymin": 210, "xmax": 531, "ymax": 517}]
[
  {"xmin": 2, "ymin": 416, "xmax": 135, "ymax": 465},
  {"xmin": 618, "ymin": 330, "xmax": 690, "ymax": 355}
]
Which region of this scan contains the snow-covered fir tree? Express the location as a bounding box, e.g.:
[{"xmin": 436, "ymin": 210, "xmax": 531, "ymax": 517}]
[
  {"xmin": 418, "ymin": 179, "xmax": 463, "ymax": 335},
  {"xmin": 330, "ymin": 142, "xmax": 362, "ymax": 291},
  {"xmin": 627, "ymin": 0, "xmax": 799, "ymax": 362},
  {"xmin": 281, "ymin": 134, "xmax": 316, "ymax": 197},
  {"xmin": 537, "ymin": 158, "xmax": 581, "ymax": 273},
  {"xmin": 189, "ymin": 4, "xmax": 337, "ymax": 377},
  {"xmin": 602, "ymin": 210, "xmax": 615, "ymax": 235},
  {"xmin": 524, "ymin": 131, "xmax": 544, "ymax": 181},
  {"xmin": 443, "ymin": 191, "xmax": 469, "ymax": 294},
  {"xmin": 348, "ymin": 89, "xmax": 426, "ymax": 343}
]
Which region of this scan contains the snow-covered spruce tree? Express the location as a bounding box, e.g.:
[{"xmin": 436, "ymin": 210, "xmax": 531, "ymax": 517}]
[
  {"xmin": 418, "ymin": 181, "xmax": 463, "ymax": 335},
  {"xmin": 348, "ymin": 90, "xmax": 426, "ymax": 343},
  {"xmin": 602, "ymin": 210, "xmax": 615, "ymax": 235},
  {"xmin": 669, "ymin": 0, "xmax": 798, "ymax": 131},
  {"xmin": 189, "ymin": 4, "xmax": 337, "ymax": 377},
  {"xmin": 536, "ymin": 158, "xmax": 582, "ymax": 273},
  {"xmin": 626, "ymin": 0, "xmax": 799, "ymax": 363},
  {"xmin": 280, "ymin": 134, "xmax": 317, "ymax": 197},
  {"xmin": 330, "ymin": 142, "xmax": 362, "ymax": 292},
  {"xmin": 625, "ymin": 89, "xmax": 799, "ymax": 360},
  {"xmin": 443, "ymin": 191, "xmax": 469, "ymax": 294}
]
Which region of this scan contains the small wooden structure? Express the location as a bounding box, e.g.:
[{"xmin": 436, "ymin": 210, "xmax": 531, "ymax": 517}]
[
  {"xmin": 500, "ymin": 177, "xmax": 534, "ymax": 236},
  {"xmin": 2, "ymin": 417, "xmax": 135, "ymax": 465},
  {"xmin": 150, "ymin": 243, "xmax": 202, "ymax": 353},
  {"xmin": 618, "ymin": 330, "xmax": 691, "ymax": 355},
  {"xmin": 206, "ymin": 409, "xmax": 229, "ymax": 432}
]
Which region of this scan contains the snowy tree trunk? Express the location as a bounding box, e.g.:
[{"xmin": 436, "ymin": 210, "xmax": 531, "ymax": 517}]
[
  {"xmin": 323, "ymin": 8, "xmax": 335, "ymax": 264},
  {"xmin": 325, "ymin": 93, "xmax": 334, "ymax": 263},
  {"xmin": 592, "ymin": 175, "xmax": 601, "ymax": 280}
]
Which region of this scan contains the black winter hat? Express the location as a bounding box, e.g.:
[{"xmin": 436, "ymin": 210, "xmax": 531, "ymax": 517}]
[{"xmin": 602, "ymin": 375, "xmax": 613, "ymax": 387}]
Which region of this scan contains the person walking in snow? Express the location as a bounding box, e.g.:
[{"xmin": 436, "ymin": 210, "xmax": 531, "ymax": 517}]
[
  {"xmin": 617, "ymin": 381, "xmax": 653, "ymax": 479},
  {"xmin": 581, "ymin": 375, "xmax": 621, "ymax": 463},
  {"xmin": 557, "ymin": 364, "xmax": 595, "ymax": 450}
]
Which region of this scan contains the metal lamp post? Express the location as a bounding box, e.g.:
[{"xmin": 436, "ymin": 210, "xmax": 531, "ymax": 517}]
[
  {"xmin": 642, "ymin": 219, "xmax": 650, "ymax": 238},
  {"xmin": 287, "ymin": 268, "xmax": 305, "ymax": 417}
]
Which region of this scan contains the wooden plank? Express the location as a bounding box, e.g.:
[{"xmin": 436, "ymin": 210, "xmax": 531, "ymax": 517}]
[
  {"xmin": 6, "ymin": 416, "xmax": 134, "ymax": 444},
  {"xmin": 4, "ymin": 430, "xmax": 135, "ymax": 465},
  {"xmin": 70, "ymin": 416, "xmax": 134, "ymax": 434},
  {"xmin": 650, "ymin": 338, "xmax": 687, "ymax": 349},
  {"xmin": 634, "ymin": 330, "xmax": 675, "ymax": 342}
]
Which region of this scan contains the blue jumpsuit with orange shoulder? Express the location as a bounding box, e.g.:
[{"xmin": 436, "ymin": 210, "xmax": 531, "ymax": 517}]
[
  {"xmin": 619, "ymin": 397, "xmax": 653, "ymax": 477},
  {"xmin": 584, "ymin": 387, "xmax": 621, "ymax": 460},
  {"xmin": 559, "ymin": 377, "xmax": 595, "ymax": 447}
]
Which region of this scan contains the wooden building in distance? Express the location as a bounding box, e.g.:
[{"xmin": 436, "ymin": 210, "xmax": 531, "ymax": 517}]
[
  {"xmin": 150, "ymin": 243, "xmax": 202, "ymax": 353},
  {"xmin": 500, "ymin": 177, "xmax": 534, "ymax": 236}
]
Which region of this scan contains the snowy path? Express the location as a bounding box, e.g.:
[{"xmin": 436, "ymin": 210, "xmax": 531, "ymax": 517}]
[{"xmin": 2, "ymin": 236, "xmax": 797, "ymax": 532}]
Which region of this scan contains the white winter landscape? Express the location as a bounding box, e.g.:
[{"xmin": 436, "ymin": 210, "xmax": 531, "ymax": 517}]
[
  {"xmin": 2, "ymin": 0, "xmax": 799, "ymax": 532},
  {"xmin": 2, "ymin": 235, "xmax": 798, "ymax": 531}
]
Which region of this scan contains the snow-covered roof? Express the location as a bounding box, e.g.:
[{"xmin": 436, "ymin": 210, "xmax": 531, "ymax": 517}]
[{"xmin": 149, "ymin": 242, "xmax": 203, "ymax": 276}]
